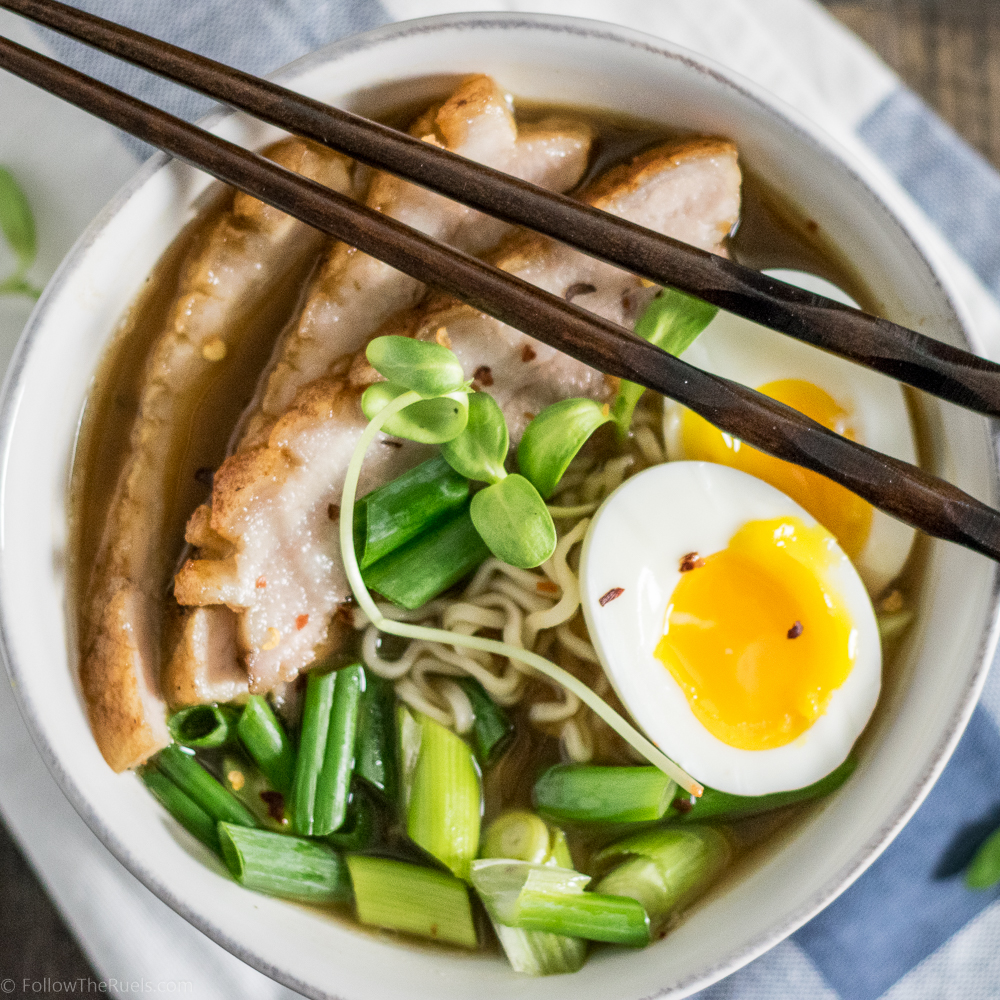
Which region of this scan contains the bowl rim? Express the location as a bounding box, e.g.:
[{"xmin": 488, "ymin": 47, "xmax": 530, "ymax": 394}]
[{"xmin": 1, "ymin": 10, "xmax": 998, "ymax": 999}]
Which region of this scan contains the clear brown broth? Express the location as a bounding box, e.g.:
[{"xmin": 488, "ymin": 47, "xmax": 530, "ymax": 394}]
[{"xmin": 68, "ymin": 92, "xmax": 923, "ymax": 952}]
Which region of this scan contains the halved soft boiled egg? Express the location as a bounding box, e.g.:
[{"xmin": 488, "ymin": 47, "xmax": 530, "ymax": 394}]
[
  {"xmin": 579, "ymin": 462, "xmax": 880, "ymax": 795},
  {"xmin": 663, "ymin": 270, "xmax": 917, "ymax": 597}
]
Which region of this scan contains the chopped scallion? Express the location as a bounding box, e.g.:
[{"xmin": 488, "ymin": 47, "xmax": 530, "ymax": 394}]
[
  {"xmin": 533, "ymin": 764, "xmax": 676, "ymax": 824},
  {"xmin": 362, "ymin": 504, "xmax": 489, "ymax": 610},
  {"xmin": 237, "ymin": 695, "xmax": 295, "ymax": 794},
  {"xmin": 218, "ymin": 822, "xmax": 351, "ymax": 903},
  {"xmin": 355, "ymin": 671, "xmax": 400, "ymax": 804},
  {"xmin": 456, "ymin": 676, "xmax": 514, "ymax": 767},
  {"xmin": 471, "ymin": 860, "xmax": 649, "ymax": 946},
  {"xmin": 355, "ymin": 455, "xmax": 469, "ymax": 569},
  {"xmin": 594, "ymin": 826, "xmax": 731, "ymax": 928},
  {"xmin": 155, "ymin": 744, "xmax": 257, "ymax": 829},
  {"xmin": 407, "ymin": 713, "xmax": 482, "ymax": 879},
  {"xmin": 139, "ymin": 764, "xmax": 220, "ymax": 854},
  {"xmin": 167, "ymin": 704, "xmax": 238, "ymax": 749},
  {"xmin": 675, "ymin": 756, "xmax": 857, "ymax": 823},
  {"xmin": 347, "ymin": 855, "xmax": 477, "ymax": 948}
]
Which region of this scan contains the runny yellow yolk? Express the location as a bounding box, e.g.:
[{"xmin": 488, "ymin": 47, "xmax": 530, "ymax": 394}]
[
  {"xmin": 654, "ymin": 517, "xmax": 856, "ymax": 751},
  {"xmin": 680, "ymin": 379, "xmax": 873, "ymax": 560}
]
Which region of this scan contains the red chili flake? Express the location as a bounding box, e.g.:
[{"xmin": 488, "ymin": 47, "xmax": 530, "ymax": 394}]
[
  {"xmin": 599, "ymin": 587, "xmax": 625, "ymax": 607},
  {"xmin": 255, "ymin": 576, "xmax": 267, "ymax": 589},
  {"xmin": 536, "ymin": 579, "xmax": 559, "ymax": 595},
  {"xmin": 672, "ymin": 795, "xmax": 695, "ymax": 814},
  {"xmin": 521, "ymin": 343, "xmax": 537, "ymax": 363},
  {"xmin": 328, "ymin": 503, "xmax": 340, "ymax": 521},
  {"xmin": 259, "ymin": 790, "xmax": 285, "ymax": 822},
  {"xmin": 296, "ymin": 614, "xmax": 309, "ymax": 631},
  {"xmin": 565, "ymin": 281, "xmax": 597, "ymax": 302},
  {"xmin": 473, "ymin": 365, "xmax": 494, "ymax": 387},
  {"xmin": 679, "ymin": 552, "xmax": 705, "ymax": 572},
  {"xmin": 194, "ymin": 466, "xmax": 215, "ymax": 488},
  {"xmin": 787, "ymin": 620, "xmax": 804, "ymax": 639}
]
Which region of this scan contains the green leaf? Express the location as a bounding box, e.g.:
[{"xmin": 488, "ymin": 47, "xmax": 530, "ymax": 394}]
[
  {"xmin": 366, "ymin": 335, "xmax": 466, "ymax": 396},
  {"xmin": 0, "ymin": 275, "xmax": 41, "ymax": 300},
  {"xmin": 441, "ymin": 391, "xmax": 509, "ymax": 484},
  {"xmin": 470, "ymin": 474, "xmax": 556, "ymax": 569},
  {"xmin": 0, "ymin": 167, "xmax": 37, "ymax": 274},
  {"xmin": 517, "ymin": 398, "xmax": 612, "ymax": 499},
  {"xmin": 612, "ymin": 287, "xmax": 718, "ymax": 433},
  {"xmin": 361, "ymin": 381, "xmax": 469, "ymax": 444}
]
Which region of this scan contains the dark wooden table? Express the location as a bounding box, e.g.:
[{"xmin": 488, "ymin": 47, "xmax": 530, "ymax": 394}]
[{"xmin": 1, "ymin": 1, "xmax": 994, "ymax": 994}]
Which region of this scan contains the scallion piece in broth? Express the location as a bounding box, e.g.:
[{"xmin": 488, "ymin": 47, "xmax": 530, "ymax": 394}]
[
  {"xmin": 480, "ymin": 811, "xmax": 586, "ymax": 975},
  {"xmin": 346, "ymin": 855, "xmax": 477, "ymax": 949},
  {"xmin": 673, "ymin": 756, "xmax": 857, "ymax": 823},
  {"xmin": 355, "ymin": 671, "xmax": 400, "ymax": 804},
  {"xmin": 139, "ymin": 764, "xmax": 220, "ymax": 855},
  {"xmin": 168, "ymin": 704, "xmax": 238, "ymax": 749},
  {"xmin": 218, "ymin": 823, "xmax": 351, "ymax": 904},
  {"xmin": 155, "ymin": 744, "xmax": 258, "ymax": 829},
  {"xmin": 456, "ymin": 676, "xmax": 514, "ymax": 767},
  {"xmin": 407, "ymin": 713, "xmax": 481, "ymax": 879},
  {"xmin": 594, "ymin": 826, "xmax": 732, "ymax": 929},
  {"xmin": 292, "ymin": 669, "xmax": 337, "ymax": 836},
  {"xmin": 470, "ymin": 860, "xmax": 650, "ymax": 946},
  {"xmin": 237, "ymin": 695, "xmax": 295, "ymax": 795},
  {"xmin": 533, "ymin": 765, "xmax": 677, "ymax": 825},
  {"xmin": 354, "ymin": 454, "xmax": 470, "ymax": 569},
  {"xmin": 362, "ymin": 504, "xmax": 489, "ymax": 610}
]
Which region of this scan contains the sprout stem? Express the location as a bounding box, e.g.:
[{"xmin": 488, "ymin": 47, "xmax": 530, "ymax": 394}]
[{"xmin": 339, "ymin": 391, "xmax": 703, "ymax": 797}]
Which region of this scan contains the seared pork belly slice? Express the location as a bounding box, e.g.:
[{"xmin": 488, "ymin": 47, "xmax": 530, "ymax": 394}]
[
  {"xmin": 406, "ymin": 138, "xmax": 742, "ymax": 441},
  {"xmin": 80, "ymin": 139, "xmax": 354, "ymax": 771},
  {"xmin": 173, "ymin": 136, "xmax": 742, "ymax": 697},
  {"xmin": 241, "ymin": 75, "xmax": 593, "ymax": 446},
  {"xmin": 163, "ymin": 606, "xmax": 248, "ymax": 705},
  {"xmin": 175, "ymin": 375, "xmax": 433, "ymax": 692}
]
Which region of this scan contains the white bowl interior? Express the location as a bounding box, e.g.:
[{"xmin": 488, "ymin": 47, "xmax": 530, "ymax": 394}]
[{"xmin": 2, "ymin": 14, "xmax": 998, "ymax": 1000}]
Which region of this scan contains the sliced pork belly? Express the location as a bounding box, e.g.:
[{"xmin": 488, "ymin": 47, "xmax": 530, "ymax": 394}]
[
  {"xmin": 173, "ymin": 137, "xmax": 742, "ymax": 696},
  {"xmin": 240, "ymin": 75, "xmax": 593, "ymax": 446},
  {"xmin": 80, "ymin": 139, "xmax": 354, "ymax": 771}
]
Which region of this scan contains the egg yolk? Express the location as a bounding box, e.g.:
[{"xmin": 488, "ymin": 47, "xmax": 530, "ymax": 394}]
[
  {"xmin": 654, "ymin": 517, "xmax": 856, "ymax": 751},
  {"xmin": 680, "ymin": 379, "xmax": 873, "ymax": 559}
]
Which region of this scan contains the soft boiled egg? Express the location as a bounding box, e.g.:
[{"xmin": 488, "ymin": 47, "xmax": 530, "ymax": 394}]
[
  {"xmin": 579, "ymin": 461, "xmax": 880, "ymax": 795},
  {"xmin": 663, "ymin": 269, "xmax": 917, "ymax": 597}
]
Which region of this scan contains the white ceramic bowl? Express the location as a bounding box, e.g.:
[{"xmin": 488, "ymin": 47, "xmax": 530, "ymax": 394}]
[{"xmin": 2, "ymin": 13, "xmax": 998, "ymax": 1000}]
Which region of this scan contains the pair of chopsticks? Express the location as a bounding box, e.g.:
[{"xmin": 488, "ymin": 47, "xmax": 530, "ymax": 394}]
[{"xmin": 3, "ymin": 0, "xmax": 1000, "ymax": 564}]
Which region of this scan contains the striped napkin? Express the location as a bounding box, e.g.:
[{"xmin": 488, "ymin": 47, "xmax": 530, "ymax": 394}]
[{"xmin": 1, "ymin": 1, "xmax": 999, "ymax": 998}]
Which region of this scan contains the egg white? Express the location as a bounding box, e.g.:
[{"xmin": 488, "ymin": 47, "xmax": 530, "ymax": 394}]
[
  {"xmin": 579, "ymin": 461, "xmax": 881, "ymax": 795},
  {"xmin": 663, "ymin": 269, "xmax": 916, "ymax": 597}
]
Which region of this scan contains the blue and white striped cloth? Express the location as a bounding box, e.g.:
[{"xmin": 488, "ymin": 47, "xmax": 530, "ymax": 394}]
[{"xmin": 2, "ymin": 1, "xmax": 1000, "ymax": 997}]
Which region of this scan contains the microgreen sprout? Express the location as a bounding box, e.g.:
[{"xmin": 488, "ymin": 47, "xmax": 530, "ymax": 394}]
[
  {"xmin": 341, "ymin": 339, "xmax": 702, "ymax": 795},
  {"xmin": 611, "ymin": 287, "xmax": 718, "ymax": 434},
  {"xmin": 518, "ymin": 398, "xmax": 613, "ymax": 499}
]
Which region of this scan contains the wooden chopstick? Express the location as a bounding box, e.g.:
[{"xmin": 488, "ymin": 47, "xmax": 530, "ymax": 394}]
[
  {"xmin": 1, "ymin": 33, "xmax": 1000, "ymax": 565},
  {"xmin": 7, "ymin": 0, "xmax": 1000, "ymax": 419}
]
